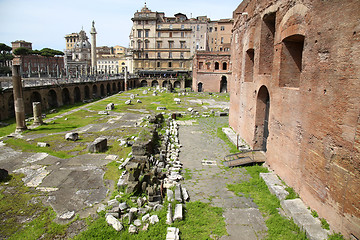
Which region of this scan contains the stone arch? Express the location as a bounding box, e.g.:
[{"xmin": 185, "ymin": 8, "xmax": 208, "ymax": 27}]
[
  {"xmin": 106, "ymin": 83, "xmax": 111, "ymax": 95},
  {"xmin": 74, "ymin": 87, "xmax": 81, "ymax": 103},
  {"xmin": 100, "ymin": 84, "xmax": 105, "ymax": 96},
  {"xmin": 197, "ymin": 82, "xmax": 203, "ymax": 92},
  {"xmin": 47, "ymin": 90, "xmax": 58, "ymax": 108},
  {"xmin": 254, "ymin": 85, "xmax": 270, "ymax": 151},
  {"xmin": 220, "ymin": 76, "xmax": 227, "ymax": 93},
  {"xmin": 30, "ymin": 91, "xmax": 42, "ymax": 104},
  {"xmin": 84, "ymin": 85, "xmax": 90, "ymax": 99},
  {"xmin": 151, "ymin": 80, "xmax": 159, "ymax": 87},
  {"xmin": 141, "ymin": 80, "xmax": 148, "ymax": 87},
  {"xmin": 8, "ymin": 94, "xmax": 14, "ymax": 118},
  {"xmin": 62, "ymin": 88, "xmax": 71, "ymax": 105},
  {"xmin": 92, "ymin": 85, "xmax": 98, "ymax": 98},
  {"xmin": 162, "ymin": 81, "xmax": 168, "ymax": 88},
  {"xmin": 112, "ymin": 82, "xmax": 116, "ymax": 93},
  {"xmin": 174, "ymin": 81, "xmax": 181, "ymax": 89}
]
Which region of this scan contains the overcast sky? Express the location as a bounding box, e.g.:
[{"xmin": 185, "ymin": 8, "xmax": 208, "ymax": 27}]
[{"xmin": 0, "ymin": 0, "xmax": 240, "ymax": 51}]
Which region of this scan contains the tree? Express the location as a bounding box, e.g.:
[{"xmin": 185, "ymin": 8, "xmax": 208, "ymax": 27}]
[
  {"xmin": 13, "ymin": 47, "xmax": 31, "ymax": 56},
  {"xmin": 0, "ymin": 43, "xmax": 13, "ymax": 75}
]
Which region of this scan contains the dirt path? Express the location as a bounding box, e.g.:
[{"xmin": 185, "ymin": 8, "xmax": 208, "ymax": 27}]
[{"xmin": 178, "ymin": 117, "xmax": 268, "ymax": 240}]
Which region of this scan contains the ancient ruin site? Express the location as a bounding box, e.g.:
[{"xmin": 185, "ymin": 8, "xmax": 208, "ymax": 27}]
[{"xmin": 0, "ymin": 0, "xmax": 359, "ymax": 239}]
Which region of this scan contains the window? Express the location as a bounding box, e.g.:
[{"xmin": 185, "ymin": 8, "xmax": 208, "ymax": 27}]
[
  {"xmin": 181, "ymin": 32, "xmax": 184, "ymax": 38},
  {"xmin": 169, "ymin": 41, "xmax": 173, "ymax": 48},
  {"xmin": 181, "ymin": 25, "xmax": 184, "ymax": 29},
  {"xmin": 209, "ymin": 27, "xmax": 213, "ymax": 32},
  {"xmin": 157, "ymin": 41, "xmax": 162, "ymax": 48},
  {"xmin": 145, "ymin": 41, "xmax": 149, "ymax": 49},
  {"xmin": 221, "ymin": 37, "xmax": 224, "ymax": 44},
  {"xmin": 197, "ymin": 25, "xmax": 200, "ymax": 31},
  {"xmin": 138, "ymin": 41, "xmax": 142, "ymax": 49},
  {"xmin": 138, "ymin": 53, "xmax": 141, "ymax": 58},
  {"xmin": 158, "ymin": 32, "xmax": 161, "ymax": 37},
  {"xmin": 214, "ymin": 27, "xmax": 217, "ymax": 31},
  {"xmin": 199, "ymin": 61, "xmax": 203, "ymax": 69},
  {"xmin": 145, "ymin": 53, "xmax": 149, "ymax": 58},
  {"xmin": 259, "ymin": 12, "xmax": 276, "ymax": 75},
  {"xmin": 180, "ymin": 52, "xmax": 184, "ymax": 59},
  {"xmin": 145, "ymin": 30, "xmax": 149, "ymax": 37},
  {"xmin": 168, "ymin": 62, "xmax": 172, "ymax": 68},
  {"xmin": 279, "ymin": 35, "xmax": 305, "ymax": 88},
  {"xmin": 137, "ymin": 30, "xmax": 142, "ymax": 38},
  {"xmin": 169, "ymin": 32, "xmax": 172, "ymax": 38},
  {"xmin": 169, "ymin": 24, "xmax": 173, "ymax": 29},
  {"xmin": 220, "ymin": 26, "xmax": 225, "ymax": 31},
  {"xmin": 157, "ymin": 62, "xmax": 160, "ymax": 67},
  {"xmin": 244, "ymin": 49, "xmax": 255, "ymax": 82},
  {"xmin": 158, "ymin": 25, "xmax": 161, "ymax": 29},
  {"xmin": 222, "ymin": 62, "xmax": 227, "ymax": 70},
  {"xmin": 169, "ymin": 52, "xmax": 172, "ymax": 58},
  {"xmin": 180, "ymin": 62, "xmax": 184, "ymax": 68},
  {"xmin": 215, "ymin": 62, "xmax": 219, "ymax": 70},
  {"xmin": 211, "ymin": 38, "xmax": 213, "ymax": 44},
  {"xmin": 157, "ymin": 52, "xmax": 161, "ymax": 58},
  {"xmin": 206, "ymin": 62, "xmax": 211, "ymax": 69},
  {"xmin": 180, "ymin": 42, "xmax": 185, "ymax": 48}
]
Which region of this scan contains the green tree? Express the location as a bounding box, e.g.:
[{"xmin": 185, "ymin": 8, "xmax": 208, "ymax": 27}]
[{"xmin": 0, "ymin": 43, "xmax": 13, "ymax": 75}]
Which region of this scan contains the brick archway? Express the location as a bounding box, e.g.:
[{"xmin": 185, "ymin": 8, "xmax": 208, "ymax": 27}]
[{"xmin": 254, "ymin": 85, "xmax": 270, "ymax": 151}]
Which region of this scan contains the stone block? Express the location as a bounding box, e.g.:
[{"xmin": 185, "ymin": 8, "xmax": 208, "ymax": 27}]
[
  {"xmin": 128, "ymin": 224, "xmax": 137, "ymax": 234},
  {"xmin": 166, "ymin": 203, "xmax": 173, "ymax": 225},
  {"xmin": 166, "ymin": 227, "xmax": 180, "ymax": 240},
  {"xmin": 65, "ymin": 132, "xmax": 79, "ymax": 141},
  {"xmin": 106, "ymin": 215, "xmax": 123, "ymax": 231},
  {"xmin": 106, "ymin": 103, "xmax": 114, "ymax": 110},
  {"xmin": 37, "ymin": 142, "xmax": 49, "ymax": 147},
  {"xmin": 149, "ymin": 215, "xmax": 159, "ymax": 224},
  {"xmin": 173, "ymin": 204, "xmax": 183, "ymax": 221},
  {"xmin": 88, "ymin": 137, "xmax": 107, "ymax": 153}
]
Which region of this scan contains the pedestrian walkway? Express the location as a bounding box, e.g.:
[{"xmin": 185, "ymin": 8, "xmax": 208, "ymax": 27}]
[{"xmin": 178, "ymin": 117, "xmax": 268, "ymax": 240}]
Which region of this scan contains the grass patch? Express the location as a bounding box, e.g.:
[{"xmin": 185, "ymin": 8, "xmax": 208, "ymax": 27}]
[
  {"xmin": 216, "ymin": 127, "xmax": 238, "ymax": 154},
  {"xmin": 227, "ymin": 165, "xmax": 308, "ymax": 239},
  {"xmin": 285, "ymin": 186, "xmax": 299, "ymax": 200},
  {"xmin": 183, "ymin": 168, "xmax": 192, "ymax": 180},
  {"xmin": 0, "ymin": 174, "xmax": 71, "ymax": 239},
  {"xmin": 328, "ymin": 232, "xmax": 345, "ymax": 240},
  {"xmin": 320, "ymin": 218, "xmax": 330, "ymax": 230},
  {"xmin": 311, "ymin": 210, "xmax": 319, "ymax": 218},
  {"xmin": 173, "ymin": 201, "xmax": 227, "ymax": 240},
  {"xmin": 0, "ymin": 118, "xmax": 16, "ymax": 137},
  {"xmin": 4, "ymin": 138, "xmax": 75, "ymax": 159}
]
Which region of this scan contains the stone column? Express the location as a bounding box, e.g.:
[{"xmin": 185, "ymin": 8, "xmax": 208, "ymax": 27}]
[
  {"xmin": 32, "ymin": 102, "xmax": 43, "ymax": 125},
  {"xmin": 90, "ymin": 21, "xmax": 97, "ymax": 75},
  {"xmin": 12, "ymin": 65, "xmax": 27, "ymax": 132},
  {"xmin": 124, "ymin": 66, "xmax": 128, "ymax": 90}
]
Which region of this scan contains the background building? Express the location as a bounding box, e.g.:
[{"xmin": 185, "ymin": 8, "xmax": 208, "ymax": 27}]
[
  {"xmin": 229, "ymin": 0, "xmax": 360, "ymax": 238},
  {"xmin": 207, "ymin": 19, "xmax": 233, "ymax": 52}
]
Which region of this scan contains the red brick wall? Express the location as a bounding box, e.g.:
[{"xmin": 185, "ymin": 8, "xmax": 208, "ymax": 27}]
[
  {"xmin": 230, "ymin": 0, "xmax": 360, "ymax": 238},
  {"xmin": 192, "ymin": 52, "xmax": 231, "ymax": 92}
]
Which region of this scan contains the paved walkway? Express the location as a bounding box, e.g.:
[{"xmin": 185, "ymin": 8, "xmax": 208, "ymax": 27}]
[{"xmin": 178, "ymin": 117, "xmax": 268, "ymax": 240}]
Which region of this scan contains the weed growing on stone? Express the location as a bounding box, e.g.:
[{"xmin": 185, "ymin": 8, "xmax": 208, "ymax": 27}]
[
  {"xmin": 227, "ymin": 165, "xmax": 308, "ymax": 240},
  {"xmin": 311, "ymin": 209, "xmax": 319, "ymax": 218},
  {"xmin": 328, "ymin": 232, "xmax": 345, "ymax": 240},
  {"xmin": 285, "ymin": 186, "xmax": 299, "ymax": 200},
  {"xmin": 320, "ymin": 218, "xmax": 330, "ymax": 230}
]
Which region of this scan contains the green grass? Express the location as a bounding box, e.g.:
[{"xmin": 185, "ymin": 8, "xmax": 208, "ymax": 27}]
[
  {"xmin": 227, "ymin": 165, "xmax": 308, "ymax": 240},
  {"xmin": 0, "ymin": 118, "xmax": 16, "ymax": 137},
  {"xmin": 183, "ymin": 168, "xmax": 192, "ymax": 180},
  {"xmin": 0, "ymin": 174, "xmax": 71, "ymax": 239},
  {"xmin": 216, "ymin": 127, "xmax": 239, "ymax": 154},
  {"xmin": 320, "ymin": 218, "xmax": 330, "ymax": 230},
  {"xmin": 328, "ymin": 232, "xmax": 345, "ymax": 240},
  {"xmin": 285, "ymin": 186, "xmax": 299, "ymax": 200},
  {"xmin": 4, "ymin": 138, "xmax": 75, "ymax": 159},
  {"xmin": 75, "ymin": 200, "xmax": 226, "ymax": 240},
  {"xmin": 173, "ymin": 201, "xmax": 227, "ymax": 240},
  {"xmin": 311, "ymin": 210, "xmax": 319, "ymax": 218}
]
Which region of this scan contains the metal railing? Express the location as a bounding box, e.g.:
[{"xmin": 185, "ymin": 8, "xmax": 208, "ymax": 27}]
[{"xmin": 0, "ymin": 74, "xmax": 139, "ymax": 90}]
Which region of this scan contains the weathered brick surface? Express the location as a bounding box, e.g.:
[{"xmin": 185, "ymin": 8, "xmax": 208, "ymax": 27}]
[{"xmin": 229, "ymin": 0, "xmax": 360, "ymax": 238}]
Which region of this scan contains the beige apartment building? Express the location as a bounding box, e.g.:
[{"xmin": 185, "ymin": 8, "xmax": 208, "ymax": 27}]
[
  {"xmin": 129, "ymin": 4, "xmax": 210, "ymax": 75},
  {"xmin": 64, "ymin": 33, "xmax": 79, "ymax": 50},
  {"xmin": 207, "ymin": 19, "xmax": 233, "ymax": 52}
]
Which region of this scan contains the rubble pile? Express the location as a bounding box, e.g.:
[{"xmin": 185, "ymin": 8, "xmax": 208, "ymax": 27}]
[{"xmin": 101, "ymin": 113, "xmax": 189, "ymax": 236}]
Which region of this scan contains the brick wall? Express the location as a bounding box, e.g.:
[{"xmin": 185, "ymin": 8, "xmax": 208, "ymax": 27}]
[{"xmin": 229, "ymin": 0, "xmax": 360, "ymax": 238}]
